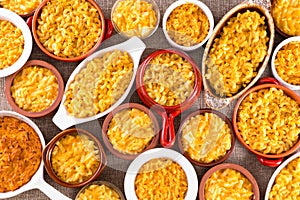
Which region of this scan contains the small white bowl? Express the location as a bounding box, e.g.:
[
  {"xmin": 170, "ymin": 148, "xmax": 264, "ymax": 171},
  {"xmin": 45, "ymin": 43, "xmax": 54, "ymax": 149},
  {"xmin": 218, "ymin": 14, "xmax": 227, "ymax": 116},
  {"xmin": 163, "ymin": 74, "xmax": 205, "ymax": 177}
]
[
  {"xmin": 0, "ymin": 8, "xmax": 32, "ymax": 78},
  {"xmin": 162, "ymin": 0, "xmax": 214, "ymax": 52},
  {"xmin": 124, "ymin": 148, "xmax": 198, "ymax": 200},
  {"xmin": 271, "ymin": 36, "xmax": 300, "ymax": 90}
]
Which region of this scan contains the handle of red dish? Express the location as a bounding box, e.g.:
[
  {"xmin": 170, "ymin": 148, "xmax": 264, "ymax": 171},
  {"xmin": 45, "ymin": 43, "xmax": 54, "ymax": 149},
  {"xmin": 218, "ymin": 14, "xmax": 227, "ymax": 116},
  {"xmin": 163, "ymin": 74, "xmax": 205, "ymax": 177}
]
[
  {"xmin": 256, "ymin": 77, "xmax": 280, "ymax": 85},
  {"xmin": 256, "ymin": 155, "xmax": 284, "ymax": 167},
  {"xmin": 104, "ymin": 19, "xmax": 113, "ymax": 40},
  {"xmin": 26, "ymin": 16, "xmax": 33, "ymax": 29},
  {"xmin": 160, "ymin": 112, "xmax": 175, "ymax": 148}
]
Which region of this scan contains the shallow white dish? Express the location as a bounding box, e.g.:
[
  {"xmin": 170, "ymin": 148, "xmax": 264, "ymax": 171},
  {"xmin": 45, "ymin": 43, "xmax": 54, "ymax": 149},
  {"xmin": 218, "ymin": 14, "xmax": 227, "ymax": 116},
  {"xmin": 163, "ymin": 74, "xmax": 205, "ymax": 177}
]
[
  {"xmin": 162, "ymin": 0, "xmax": 214, "ymax": 52},
  {"xmin": 0, "ymin": 111, "xmax": 70, "ymax": 200},
  {"xmin": 271, "ymin": 36, "xmax": 300, "ymax": 90},
  {"xmin": 264, "ymin": 151, "xmax": 300, "ymax": 200},
  {"xmin": 124, "ymin": 148, "xmax": 198, "ymax": 200},
  {"xmin": 52, "ymin": 37, "xmax": 146, "ymax": 130},
  {"xmin": 0, "ymin": 8, "xmax": 32, "ymax": 78}
]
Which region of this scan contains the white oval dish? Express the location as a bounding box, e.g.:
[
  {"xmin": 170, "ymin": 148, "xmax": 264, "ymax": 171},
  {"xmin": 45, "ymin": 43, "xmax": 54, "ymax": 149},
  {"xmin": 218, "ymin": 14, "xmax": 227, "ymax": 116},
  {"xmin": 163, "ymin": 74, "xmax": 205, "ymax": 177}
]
[
  {"xmin": 271, "ymin": 36, "xmax": 300, "ymax": 90},
  {"xmin": 52, "ymin": 37, "xmax": 146, "ymax": 130},
  {"xmin": 0, "ymin": 111, "xmax": 70, "ymax": 200},
  {"xmin": 124, "ymin": 148, "xmax": 198, "ymax": 200},
  {"xmin": 162, "ymin": 0, "xmax": 214, "ymax": 52},
  {"xmin": 0, "ymin": 8, "xmax": 32, "ymax": 78},
  {"xmin": 264, "ymin": 151, "xmax": 300, "ymax": 200}
]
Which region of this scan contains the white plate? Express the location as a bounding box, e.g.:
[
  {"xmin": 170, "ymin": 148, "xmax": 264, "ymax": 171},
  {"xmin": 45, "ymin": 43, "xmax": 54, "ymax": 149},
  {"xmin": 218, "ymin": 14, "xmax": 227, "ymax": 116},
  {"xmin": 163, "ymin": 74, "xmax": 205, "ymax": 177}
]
[
  {"xmin": 264, "ymin": 151, "xmax": 300, "ymax": 200},
  {"xmin": 124, "ymin": 148, "xmax": 198, "ymax": 200},
  {"xmin": 52, "ymin": 37, "xmax": 146, "ymax": 130},
  {"xmin": 0, "ymin": 8, "xmax": 32, "ymax": 78}
]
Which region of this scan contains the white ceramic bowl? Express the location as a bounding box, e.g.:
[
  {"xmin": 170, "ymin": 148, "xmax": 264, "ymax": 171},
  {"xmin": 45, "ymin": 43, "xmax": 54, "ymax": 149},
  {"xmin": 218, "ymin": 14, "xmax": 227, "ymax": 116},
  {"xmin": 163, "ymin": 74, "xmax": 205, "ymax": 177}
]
[
  {"xmin": 124, "ymin": 148, "xmax": 198, "ymax": 200},
  {"xmin": 264, "ymin": 151, "xmax": 300, "ymax": 200},
  {"xmin": 162, "ymin": 0, "xmax": 214, "ymax": 52},
  {"xmin": 271, "ymin": 36, "xmax": 300, "ymax": 90},
  {"xmin": 0, "ymin": 8, "xmax": 32, "ymax": 78}
]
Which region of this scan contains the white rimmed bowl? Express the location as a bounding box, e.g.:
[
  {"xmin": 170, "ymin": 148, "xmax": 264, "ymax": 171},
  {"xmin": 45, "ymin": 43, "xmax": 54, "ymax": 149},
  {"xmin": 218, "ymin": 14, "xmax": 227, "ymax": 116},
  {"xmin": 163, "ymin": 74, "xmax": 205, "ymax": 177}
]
[
  {"xmin": 124, "ymin": 148, "xmax": 198, "ymax": 200},
  {"xmin": 264, "ymin": 151, "xmax": 300, "ymax": 200},
  {"xmin": 0, "ymin": 8, "xmax": 32, "ymax": 78},
  {"xmin": 271, "ymin": 36, "xmax": 300, "ymax": 91},
  {"xmin": 0, "ymin": 111, "xmax": 70, "ymax": 200},
  {"xmin": 52, "ymin": 37, "xmax": 146, "ymax": 130},
  {"xmin": 162, "ymin": 0, "xmax": 214, "ymax": 52}
]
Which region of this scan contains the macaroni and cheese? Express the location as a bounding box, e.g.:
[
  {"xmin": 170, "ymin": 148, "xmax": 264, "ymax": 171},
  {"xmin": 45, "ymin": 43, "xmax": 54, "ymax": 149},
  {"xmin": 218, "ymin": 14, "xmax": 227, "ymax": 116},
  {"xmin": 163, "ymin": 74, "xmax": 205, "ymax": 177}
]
[
  {"xmin": 237, "ymin": 87, "xmax": 300, "ymax": 154},
  {"xmin": 143, "ymin": 53, "xmax": 195, "ymax": 106},
  {"xmin": 274, "ymin": 41, "xmax": 300, "ymax": 85},
  {"xmin": 11, "ymin": 66, "xmax": 59, "ymax": 112},
  {"xmin": 107, "ymin": 108, "xmax": 155, "ymax": 154},
  {"xmin": 205, "ymin": 10, "xmax": 269, "ymax": 97},
  {"xmin": 36, "ymin": 0, "xmax": 102, "ymax": 58},
  {"xmin": 112, "ymin": 0, "xmax": 158, "ymax": 38},
  {"xmin": 77, "ymin": 184, "xmax": 121, "ymax": 200},
  {"xmin": 135, "ymin": 158, "xmax": 188, "ymax": 200},
  {"xmin": 0, "ymin": 0, "xmax": 41, "ymax": 15},
  {"xmin": 166, "ymin": 3, "xmax": 210, "ymax": 46},
  {"xmin": 51, "ymin": 134, "xmax": 100, "ymax": 184},
  {"xmin": 181, "ymin": 112, "xmax": 232, "ymax": 163},
  {"xmin": 205, "ymin": 168, "xmax": 253, "ymax": 200},
  {"xmin": 0, "ymin": 20, "xmax": 24, "ymax": 70},
  {"xmin": 64, "ymin": 50, "xmax": 133, "ymax": 118},
  {"xmin": 268, "ymin": 157, "xmax": 300, "ymax": 199},
  {"xmin": 0, "ymin": 116, "xmax": 42, "ymax": 192}
]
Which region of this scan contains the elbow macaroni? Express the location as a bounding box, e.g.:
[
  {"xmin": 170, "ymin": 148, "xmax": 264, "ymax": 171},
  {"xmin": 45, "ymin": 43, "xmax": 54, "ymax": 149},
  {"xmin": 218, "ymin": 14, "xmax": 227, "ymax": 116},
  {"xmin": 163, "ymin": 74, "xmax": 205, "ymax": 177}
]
[
  {"xmin": 107, "ymin": 108, "xmax": 155, "ymax": 154},
  {"xmin": 112, "ymin": 0, "xmax": 158, "ymax": 38},
  {"xmin": 135, "ymin": 158, "xmax": 188, "ymax": 200},
  {"xmin": 0, "ymin": 20, "xmax": 24, "ymax": 70},
  {"xmin": 0, "ymin": 0, "xmax": 41, "ymax": 15},
  {"xmin": 64, "ymin": 50, "xmax": 133, "ymax": 118},
  {"xmin": 36, "ymin": 0, "xmax": 102, "ymax": 58},
  {"xmin": 77, "ymin": 184, "xmax": 121, "ymax": 200},
  {"xmin": 166, "ymin": 3, "xmax": 210, "ymax": 46},
  {"xmin": 181, "ymin": 113, "xmax": 231, "ymax": 163},
  {"xmin": 11, "ymin": 66, "xmax": 59, "ymax": 112},
  {"xmin": 205, "ymin": 168, "xmax": 253, "ymax": 200},
  {"xmin": 143, "ymin": 53, "xmax": 195, "ymax": 106},
  {"xmin": 51, "ymin": 134, "xmax": 100, "ymax": 184},
  {"xmin": 237, "ymin": 87, "xmax": 300, "ymax": 155},
  {"xmin": 205, "ymin": 10, "xmax": 269, "ymax": 97}
]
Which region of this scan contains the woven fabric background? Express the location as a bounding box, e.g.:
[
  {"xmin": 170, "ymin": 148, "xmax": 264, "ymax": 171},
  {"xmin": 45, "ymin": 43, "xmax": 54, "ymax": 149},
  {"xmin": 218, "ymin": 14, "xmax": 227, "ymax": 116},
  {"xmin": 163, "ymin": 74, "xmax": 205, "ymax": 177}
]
[{"xmin": 1, "ymin": 0, "xmax": 299, "ymax": 199}]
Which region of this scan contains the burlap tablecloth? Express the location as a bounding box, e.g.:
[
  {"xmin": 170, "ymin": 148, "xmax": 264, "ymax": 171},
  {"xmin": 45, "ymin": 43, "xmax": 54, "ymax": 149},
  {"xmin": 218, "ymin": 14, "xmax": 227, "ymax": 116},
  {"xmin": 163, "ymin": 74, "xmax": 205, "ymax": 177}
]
[{"xmin": 1, "ymin": 0, "xmax": 299, "ymax": 199}]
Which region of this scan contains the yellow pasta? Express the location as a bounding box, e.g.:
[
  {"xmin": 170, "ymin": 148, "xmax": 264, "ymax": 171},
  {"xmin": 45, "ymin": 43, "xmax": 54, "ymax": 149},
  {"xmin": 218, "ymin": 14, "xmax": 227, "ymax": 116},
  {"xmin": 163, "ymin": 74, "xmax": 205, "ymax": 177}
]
[
  {"xmin": 237, "ymin": 87, "xmax": 300, "ymax": 154},
  {"xmin": 0, "ymin": 0, "xmax": 41, "ymax": 15},
  {"xmin": 77, "ymin": 184, "xmax": 121, "ymax": 200},
  {"xmin": 205, "ymin": 10, "xmax": 269, "ymax": 97},
  {"xmin": 107, "ymin": 108, "xmax": 155, "ymax": 154},
  {"xmin": 112, "ymin": 0, "xmax": 158, "ymax": 38},
  {"xmin": 11, "ymin": 66, "xmax": 59, "ymax": 112},
  {"xmin": 143, "ymin": 53, "xmax": 195, "ymax": 106},
  {"xmin": 36, "ymin": 0, "xmax": 102, "ymax": 58},
  {"xmin": 166, "ymin": 3, "xmax": 210, "ymax": 46},
  {"xmin": 135, "ymin": 158, "xmax": 188, "ymax": 200},
  {"xmin": 205, "ymin": 168, "xmax": 253, "ymax": 200},
  {"xmin": 269, "ymin": 157, "xmax": 300, "ymax": 199},
  {"xmin": 0, "ymin": 20, "xmax": 24, "ymax": 70},
  {"xmin": 181, "ymin": 113, "xmax": 231, "ymax": 163},
  {"xmin": 51, "ymin": 134, "xmax": 100, "ymax": 184},
  {"xmin": 64, "ymin": 50, "xmax": 133, "ymax": 118},
  {"xmin": 274, "ymin": 41, "xmax": 300, "ymax": 85}
]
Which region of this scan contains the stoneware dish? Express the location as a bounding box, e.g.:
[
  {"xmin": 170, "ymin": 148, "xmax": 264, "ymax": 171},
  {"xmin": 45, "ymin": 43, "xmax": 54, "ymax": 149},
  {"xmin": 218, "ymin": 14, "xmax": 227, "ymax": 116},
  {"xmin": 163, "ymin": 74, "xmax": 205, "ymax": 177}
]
[
  {"xmin": 42, "ymin": 128, "xmax": 107, "ymax": 188},
  {"xmin": 177, "ymin": 109, "xmax": 235, "ymax": 167},
  {"xmin": 102, "ymin": 103, "xmax": 160, "ymax": 160},
  {"xmin": 162, "ymin": 0, "xmax": 214, "ymax": 51},
  {"xmin": 124, "ymin": 148, "xmax": 198, "ymax": 200},
  {"xmin": 201, "ymin": 0, "xmax": 275, "ymax": 109},
  {"xmin": 5, "ymin": 60, "xmax": 64, "ymax": 118},
  {"xmin": 0, "ymin": 8, "xmax": 32, "ymax": 78},
  {"xmin": 52, "ymin": 37, "xmax": 146, "ymax": 130},
  {"xmin": 199, "ymin": 163, "xmax": 260, "ymax": 200},
  {"xmin": 136, "ymin": 48, "xmax": 202, "ymax": 148},
  {"xmin": 232, "ymin": 77, "xmax": 300, "ymax": 167},
  {"xmin": 0, "ymin": 111, "xmax": 71, "ymax": 200}
]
